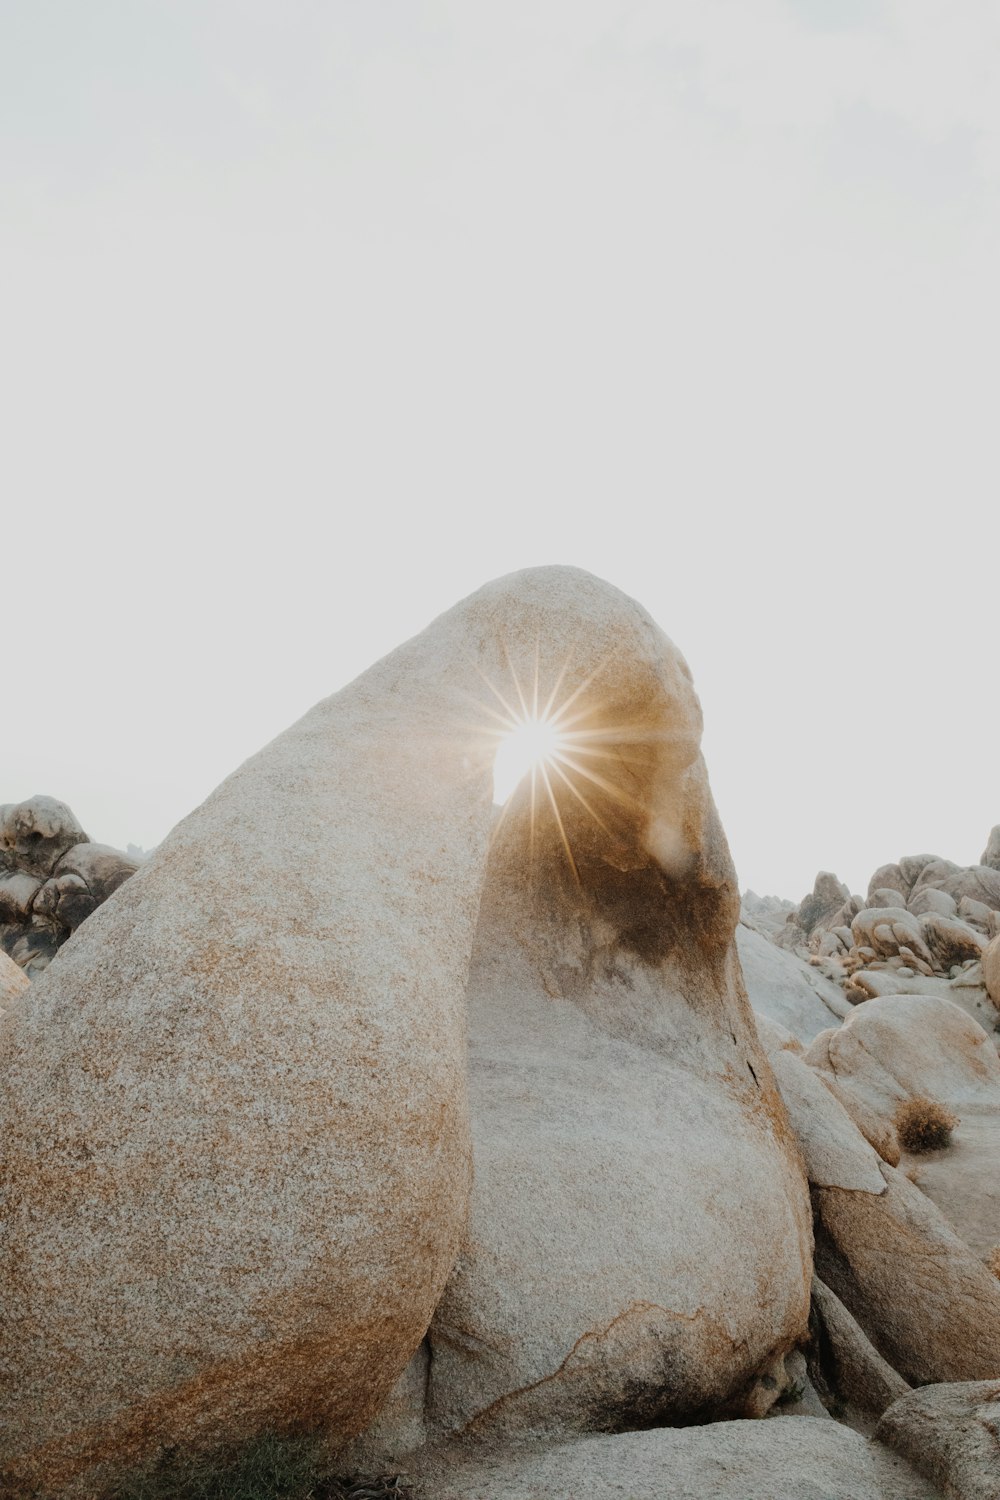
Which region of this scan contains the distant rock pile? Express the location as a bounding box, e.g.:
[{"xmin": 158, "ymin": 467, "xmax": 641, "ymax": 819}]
[
  {"xmin": 0, "ymin": 796, "xmax": 139, "ymax": 976},
  {"xmin": 771, "ymin": 833, "xmax": 1000, "ymax": 994}
]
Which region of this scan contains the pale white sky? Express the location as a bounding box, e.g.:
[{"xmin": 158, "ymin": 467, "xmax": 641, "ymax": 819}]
[{"xmin": 2, "ymin": 1, "xmax": 998, "ymax": 899}]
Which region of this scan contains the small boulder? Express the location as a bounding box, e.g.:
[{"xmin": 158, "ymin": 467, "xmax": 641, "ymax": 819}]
[
  {"xmin": 907, "ymin": 887, "xmax": 958, "ymax": 920},
  {"xmin": 920, "ymin": 912, "xmax": 987, "ymax": 968}
]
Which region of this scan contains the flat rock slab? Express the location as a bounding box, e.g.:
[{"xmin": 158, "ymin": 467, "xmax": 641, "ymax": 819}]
[
  {"xmin": 737, "ymin": 921, "xmax": 848, "ymax": 1043},
  {"xmin": 409, "ymin": 1418, "xmax": 881, "ymax": 1500},
  {"xmin": 876, "ymin": 1381, "xmax": 1000, "ymax": 1500},
  {"xmin": 902, "ymin": 1109, "xmax": 1000, "ymax": 1260}
]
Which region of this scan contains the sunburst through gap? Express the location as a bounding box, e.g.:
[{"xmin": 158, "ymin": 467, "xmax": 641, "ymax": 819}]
[
  {"xmin": 470, "ymin": 649, "xmax": 639, "ymax": 882},
  {"xmin": 492, "ymin": 715, "xmax": 566, "ymax": 805}
]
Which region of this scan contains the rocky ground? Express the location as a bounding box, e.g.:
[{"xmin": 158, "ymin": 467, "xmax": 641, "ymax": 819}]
[{"xmin": 1, "ymin": 570, "xmax": 998, "ymax": 1500}]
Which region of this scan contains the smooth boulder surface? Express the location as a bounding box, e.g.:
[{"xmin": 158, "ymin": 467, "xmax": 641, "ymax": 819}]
[
  {"xmin": 0, "ymin": 948, "xmax": 29, "ymax": 1009},
  {"xmin": 876, "ymin": 1381, "xmax": 1000, "ymax": 1500},
  {"xmin": 814, "ymin": 1162, "xmax": 1000, "ymax": 1386},
  {"xmin": 409, "ymin": 1418, "xmax": 882, "ymax": 1500},
  {"xmin": 809, "ymin": 1276, "xmax": 909, "ymax": 1420},
  {"xmin": 737, "ymin": 919, "xmax": 849, "ymax": 1043},
  {"xmin": 804, "ymin": 995, "xmax": 1000, "ymax": 1120}
]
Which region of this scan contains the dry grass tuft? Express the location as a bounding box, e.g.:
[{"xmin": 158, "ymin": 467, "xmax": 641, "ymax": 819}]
[{"xmin": 894, "ymin": 1095, "xmax": 959, "ymax": 1153}]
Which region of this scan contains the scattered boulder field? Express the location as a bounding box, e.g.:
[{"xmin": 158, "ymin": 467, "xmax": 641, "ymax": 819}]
[{"xmin": 1, "ymin": 568, "xmax": 998, "ymax": 1500}]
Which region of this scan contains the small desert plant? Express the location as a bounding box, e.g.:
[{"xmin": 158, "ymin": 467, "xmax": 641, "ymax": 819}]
[
  {"xmin": 986, "ymin": 1246, "xmax": 1000, "ymax": 1281},
  {"xmin": 112, "ymin": 1434, "xmax": 412, "ymax": 1500},
  {"xmin": 893, "ymin": 1095, "xmax": 959, "ymax": 1153},
  {"xmin": 778, "ymin": 1379, "xmax": 806, "ymax": 1406}
]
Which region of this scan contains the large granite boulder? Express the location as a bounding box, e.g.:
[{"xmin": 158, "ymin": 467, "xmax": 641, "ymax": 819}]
[
  {"xmin": 737, "ymin": 920, "xmax": 849, "ymax": 1044},
  {"xmin": 814, "ymin": 1162, "xmax": 1000, "ymax": 1386},
  {"xmin": 804, "ymin": 994, "xmax": 1000, "ymax": 1120},
  {"xmin": 0, "ymin": 568, "xmax": 814, "ymax": 1496}
]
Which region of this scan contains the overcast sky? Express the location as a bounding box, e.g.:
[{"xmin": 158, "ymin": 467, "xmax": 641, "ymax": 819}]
[{"xmin": 3, "ymin": 1, "xmax": 998, "ymax": 898}]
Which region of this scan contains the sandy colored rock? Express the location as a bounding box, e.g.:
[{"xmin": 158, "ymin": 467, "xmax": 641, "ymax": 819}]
[
  {"xmin": 876, "ymin": 1381, "xmax": 1000, "ymax": 1500},
  {"xmin": 984, "ymin": 935, "xmax": 1000, "ymax": 1007},
  {"xmin": 755, "ymin": 1013, "xmax": 805, "ymax": 1057},
  {"xmin": 908, "ymin": 888, "xmax": 958, "ymax": 920},
  {"xmin": 899, "ymin": 855, "xmax": 946, "ymax": 891},
  {"xmin": 0, "ymin": 796, "xmax": 88, "ymax": 877},
  {"xmin": 737, "ymin": 920, "xmax": 849, "ymax": 1043},
  {"xmin": 920, "ymin": 912, "xmax": 987, "ymax": 967},
  {"xmin": 900, "ymin": 1112, "xmax": 1000, "ymax": 1260},
  {"xmin": 0, "ymin": 948, "xmax": 29, "ymax": 1009},
  {"xmin": 869, "ymin": 863, "xmax": 909, "ymax": 903},
  {"xmin": 804, "ymin": 994, "xmax": 1000, "ymax": 1120},
  {"xmin": 982, "ymin": 827, "xmax": 1000, "ymax": 873},
  {"xmin": 0, "ymin": 568, "xmax": 816, "ymax": 1494},
  {"xmin": 817, "ymin": 1073, "xmax": 902, "ymax": 1167},
  {"xmin": 770, "ymin": 1050, "xmax": 886, "ymax": 1193},
  {"xmin": 814, "ymin": 1161, "xmax": 1000, "ymax": 1386},
  {"xmin": 851, "ymin": 908, "xmax": 935, "ymax": 968},
  {"xmin": 809, "ymin": 1276, "xmax": 910, "ymax": 1418},
  {"xmin": 408, "ymin": 1418, "xmax": 882, "ymax": 1500}
]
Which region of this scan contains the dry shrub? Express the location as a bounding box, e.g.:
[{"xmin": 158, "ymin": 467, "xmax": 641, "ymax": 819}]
[
  {"xmin": 986, "ymin": 1246, "xmax": 1000, "ymax": 1281},
  {"xmin": 893, "ymin": 1095, "xmax": 959, "ymax": 1153}
]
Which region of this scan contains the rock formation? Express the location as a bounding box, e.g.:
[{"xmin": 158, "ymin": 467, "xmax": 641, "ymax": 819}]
[
  {"xmin": 5, "ymin": 568, "xmax": 999, "ymax": 1499},
  {"xmin": 0, "ymin": 568, "xmax": 812, "ymax": 1497},
  {"xmin": 0, "ymin": 796, "xmax": 139, "ymax": 976}
]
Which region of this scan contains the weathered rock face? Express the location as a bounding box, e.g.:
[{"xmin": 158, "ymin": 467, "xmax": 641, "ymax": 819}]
[
  {"xmin": 876, "ymin": 1380, "xmax": 1000, "ymax": 1500},
  {"xmin": 0, "ymin": 797, "xmax": 139, "ymax": 977},
  {"xmin": 0, "ymin": 949, "xmax": 29, "ymax": 1010},
  {"xmin": 984, "ymin": 934, "xmax": 1000, "ymax": 1007},
  {"xmin": 804, "ymin": 994, "xmax": 1000, "ymax": 1120},
  {"xmin": 0, "ymin": 568, "xmax": 814, "ymax": 1496},
  {"xmin": 983, "ymin": 826, "xmax": 1000, "ymax": 872},
  {"xmin": 808, "ymin": 1276, "xmax": 909, "ymax": 1421},
  {"xmin": 737, "ymin": 921, "xmax": 849, "ymax": 1044},
  {"xmin": 814, "ymin": 1162, "xmax": 1000, "ymax": 1386},
  {"xmin": 408, "ymin": 1417, "xmax": 883, "ymax": 1500}
]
